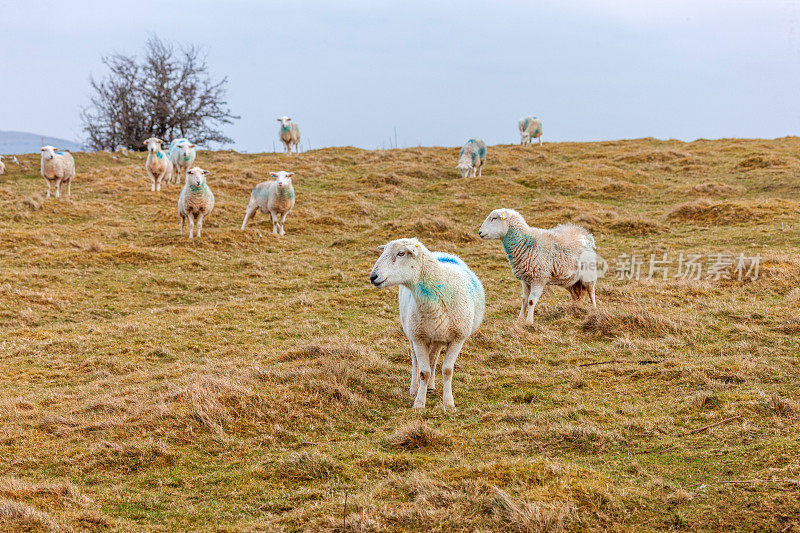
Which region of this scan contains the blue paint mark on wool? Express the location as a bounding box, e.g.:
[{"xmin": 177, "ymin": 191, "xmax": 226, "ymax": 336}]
[
  {"xmin": 435, "ymin": 256, "xmax": 460, "ymax": 265},
  {"xmin": 281, "ymin": 124, "xmax": 291, "ymax": 132},
  {"xmin": 502, "ymin": 227, "xmax": 537, "ymax": 265}
]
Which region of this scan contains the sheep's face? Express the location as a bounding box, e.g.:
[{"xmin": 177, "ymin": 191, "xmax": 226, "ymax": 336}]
[
  {"xmin": 457, "ymin": 163, "xmax": 472, "ymax": 178},
  {"xmin": 277, "ymin": 116, "xmax": 291, "ymax": 128},
  {"xmin": 270, "ymin": 171, "xmax": 294, "ymax": 188},
  {"xmin": 40, "ymin": 146, "xmax": 57, "ymax": 161},
  {"xmin": 370, "ymin": 238, "xmax": 423, "ymax": 288},
  {"xmin": 177, "ymin": 143, "xmax": 195, "ymax": 161},
  {"xmin": 521, "ymin": 131, "xmax": 531, "ymax": 142},
  {"xmin": 144, "ymin": 138, "xmax": 163, "ymax": 152},
  {"xmin": 186, "ymin": 167, "xmax": 209, "ymax": 188},
  {"xmin": 478, "ymin": 209, "xmax": 512, "ymax": 239}
]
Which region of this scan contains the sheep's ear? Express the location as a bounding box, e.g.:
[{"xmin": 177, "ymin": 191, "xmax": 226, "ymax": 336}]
[
  {"xmin": 202, "ymin": 169, "xmax": 209, "ymax": 175},
  {"xmin": 406, "ymin": 243, "xmax": 420, "ymax": 256},
  {"xmin": 376, "ymin": 245, "xmax": 386, "ymax": 252},
  {"xmin": 143, "ymin": 140, "xmax": 148, "ymax": 145},
  {"xmin": 188, "ymin": 144, "xmax": 195, "ymax": 148},
  {"xmin": 287, "ymin": 172, "xmax": 294, "ymax": 177},
  {"xmin": 40, "ymin": 147, "xmax": 47, "ymax": 151}
]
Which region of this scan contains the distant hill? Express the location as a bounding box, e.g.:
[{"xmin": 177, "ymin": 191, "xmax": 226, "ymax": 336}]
[{"xmin": 0, "ymin": 131, "xmax": 85, "ymax": 155}]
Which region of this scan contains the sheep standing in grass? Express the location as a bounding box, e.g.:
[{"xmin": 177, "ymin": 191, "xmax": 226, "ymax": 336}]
[
  {"xmin": 478, "ymin": 208, "xmax": 598, "ymax": 323},
  {"xmin": 277, "ymin": 116, "xmax": 301, "ymax": 154},
  {"xmin": 370, "ymin": 238, "xmax": 485, "ymax": 409},
  {"xmin": 40, "ymin": 146, "xmax": 76, "ymax": 198},
  {"xmin": 143, "ymin": 137, "xmax": 173, "ymax": 192},
  {"xmin": 519, "ymin": 116, "xmax": 543, "ymax": 146},
  {"xmin": 178, "ymin": 167, "xmax": 215, "ymax": 238},
  {"xmin": 241, "ymin": 171, "xmax": 295, "ymax": 235},
  {"xmin": 0, "ymin": 156, "xmax": 4, "ymax": 176},
  {"xmin": 169, "ymin": 139, "xmax": 196, "ymax": 183},
  {"xmin": 457, "ymin": 138, "xmax": 487, "ymax": 177}
]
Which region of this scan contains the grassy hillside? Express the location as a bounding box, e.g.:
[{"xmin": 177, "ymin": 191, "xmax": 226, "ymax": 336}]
[{"xmin": 1, "ymin": 138, "xmax": 799, "ymax": 531}]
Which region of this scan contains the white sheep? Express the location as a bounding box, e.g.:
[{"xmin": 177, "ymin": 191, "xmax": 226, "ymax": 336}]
[
  {"xmin": 169, "ymin": 138, "xmax": 197, "ymax": 183},
  {"xmin": 178, "ymin": 167, "xmax": 215, "ymax": 238},
  {"xmin": 519, "ymin": 116, "xmax": 543, "ymax": 146},
  {"xmin": 241, "ymin": 171, "xmax": 295, "ymax": 235},
  {"xmin": 370, "ymin": 238, "xmax": 485, "ymax": 409},
  {"xmin": 40, "ymin": 146, "xmax": 76, "ymax": 198},
  {"xmin": 143, "ymin": 137, "xmax": 173, "ymax": 192},
  {"xmin": 457, "ymin": 138, "xmax": 487, "ymax": 178},
  {"xmin": 277, "ymin": 116, "xmax": 301, "ymax": 154},
  {"xmin": 0, "ymin": 156, "xmax": 4, "ymax": 176},
  {"xmin": 479, "ymin": 208, "xmax": 598, "ymax": 323}
]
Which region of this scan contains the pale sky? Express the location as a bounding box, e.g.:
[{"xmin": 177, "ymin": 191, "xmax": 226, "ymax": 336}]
[{"xmin": 1, "ymin": 0, "xmax": 799, "ymax": 152}]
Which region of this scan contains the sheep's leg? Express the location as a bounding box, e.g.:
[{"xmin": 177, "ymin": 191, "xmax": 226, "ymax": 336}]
[
  {"xmin": 180, "ymin": 215, "xmax": 185, "ymax": 235},
  {"xmin": 539, "ymin": 137, "xmax": 543, "ymax": 147},
  {"xmin": 278, "ymin": 212, "xmax": 289, "ymax": 235},
  {"xmin": 54, "ymin": 179, "xmax": 62, "ymax": 198},
  {"xmin": 45, "ymin": 180, "xmax": 51, "ymax": 198},
  {"xmin": 196, "ymin": 215, "xmax": 204, "ymax": 238},
  {"xmin": 441, "ymin": 340, "xmax": 466, "ymax": 409},
  {"xmin": 428, "ymin": 344, "xmax": 443, "ymax": 392},
  {"xmin": 519, "ymin": 281, "xmax": 531, "ymax": 320},
  {"xmin": 66, "ymin": 180, "xmax": 71, "ymax": 196},
  {"xmin": 411, "ymin": 339, "xmax": 432, "ymax": 409},
  {"xmin": 270, "ymin": 211, "xmax": 279, "ymax": 235},
  {"xmin": 188, "ymin": 217, "xmax": 195, "ymax": 239},
  {"xmin": 477, "ymin": 162, "xmax": 483, "ymax": 177},
  {"xmin": 409, "ymin": 343, "xmax": 420, "ymax": 397},
  {"xmin": 588, "ymin": 281, "xmax": 597, "ymax": 308},
  {"xmin": 525, "ymin": 283, "xmax": 546, "ymax": 323},
  {"xmin": 241, "ymin": 204, "xmax": 258, "ymax": 230}
]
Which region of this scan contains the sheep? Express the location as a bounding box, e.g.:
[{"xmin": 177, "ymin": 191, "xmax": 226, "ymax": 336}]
[
  {"xmin": 478, "ymin": 208, "xmax": 598, "ymax": 323},
  {"xmin": 178, "ymin": 167, "xmax": 215, "ymax": 238},
  {"xmin": 0, "ymin": 156, "xmax": 4, "ymax": 176},
  {"xmin": 40, "ymin": 146, "xmax": 76, "ymax": 198},
  {"xmin": 169, "ymin": 138, "xmax": 197, "ymax": 183},
  {"xmin": 456, "ymin": 138, "xmax": 487, "ymax": 177},
  {"xmin": 277, "ymin": 116, "xmax": 301, "ymax": 154},
  {"xmin": 370, "ymin": 238, "xmax": 485, "ymax": 409},
  {"xmin": 518, "ymin": 116, "xmax": 543, "ymax": 146},
  {"xmin": 143, "ymin": 137, "xmax": 173, "ymax": 192},
  {"xmin": 241, "ymin": 171, "xmax": 295, "ymax": 235}
]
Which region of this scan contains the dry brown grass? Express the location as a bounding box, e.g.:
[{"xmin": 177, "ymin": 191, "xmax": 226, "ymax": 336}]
[{"xmin": 1, "ymin": 138, "xmax": 798, "ymax": 531}]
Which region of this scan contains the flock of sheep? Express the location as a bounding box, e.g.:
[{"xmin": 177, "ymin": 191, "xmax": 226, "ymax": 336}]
[{"xmin": 33, "ymin": 114, "xmax": 598, "ymax": 409}]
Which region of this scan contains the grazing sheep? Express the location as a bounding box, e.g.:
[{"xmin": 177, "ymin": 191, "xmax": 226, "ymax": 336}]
[
  {"xmin": 456, "ymin": 138, "xmax": 487, "ymax": 178},
  {"xmin": 241, "ymin": 171, "xmax": 295, "ymax": 235},
  {"xmin": 169, "ymin": 138, "xmax": 197, "ymax": 183},
  {"xmin": 519, "ymin": 116, "xmax": 543, "ymax": 146},
  {"xmin": 277, "ymin": 116, "xmax": 301, "ymax": 154},
  {"xmin": 40, "ymin": 146, "xmax": 76, "ymax": 198},
  {"xmin": 178, "ymin": 167, "xmax": 215, "ymax": 238},
  {"xmin": 479, "ymin": 209, "xmax": 598, "ymax": 323},
  {"xmin": 370, "ymin": 238, "xmax": 485, "ymax": 409},
  {"xmin": 0, "ymin": 156, "xmax": 4, "ymax": 176},
  {"xmin": 143, "ymin": 137, "xmax": 173, "ymax": 192}
]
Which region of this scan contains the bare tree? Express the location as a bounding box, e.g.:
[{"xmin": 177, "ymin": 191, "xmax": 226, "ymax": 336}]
[{"xmin": 82, "ymin": 36, "xmax": 238, "ymax": 150}]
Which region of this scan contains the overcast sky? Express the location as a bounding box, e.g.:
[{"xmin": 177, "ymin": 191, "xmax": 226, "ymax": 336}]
[{"xmin": 1, "ymin": 0, "xmax": 798, "ymax": 152}]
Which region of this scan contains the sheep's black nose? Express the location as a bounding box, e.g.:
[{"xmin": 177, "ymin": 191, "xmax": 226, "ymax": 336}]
[{"xmin": 370, "ymin": 272, "xmax": 378, "ymax": 284}]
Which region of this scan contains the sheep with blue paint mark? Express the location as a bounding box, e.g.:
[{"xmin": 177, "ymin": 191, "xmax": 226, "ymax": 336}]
[
  {"xmin": 457, "ymin": 138, "xmax": 487, "ymax": 178},
  {"xmin": 178, "ymin": 167, "xmax": 215, "ymax": 238},
  {"xmin": 518, "ymin": 116, "xmax": 543, "ymax": 146},
  {"xmin": 169, "ymin": 138, "xmax": 197, "ymax": 183},
  {"xmin": 143, "ymin": 137, "xmax": 173, "ymax": 192},
  {"xmin": 241, "ymin": 171, "xmax": 296, "ymax": 235},
  {"xmin": 40, "ymin": 146, "xmax": 76, "ymax": 199},
  {"xmin": 277, "ymin": 116, "xmax": 301, "ymax": 154},
  {"xmin": 479, "ymin": 209, "xmax": 598, "ymax": 323},
  {"xmin": 370, "ymin": 238, "xmax": 485, "ymax": 409}
]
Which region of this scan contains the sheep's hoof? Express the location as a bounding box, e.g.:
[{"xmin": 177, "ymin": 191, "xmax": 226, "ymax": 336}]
[{"xmin": 412, "ymin": 401, "xmax": 426, "ymax": 409}]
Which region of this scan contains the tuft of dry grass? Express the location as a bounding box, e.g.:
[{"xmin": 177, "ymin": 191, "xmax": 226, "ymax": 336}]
[
  {"xmin": 384, "ymin": 420, "xmax": 449, "ymax": 450},
  {"xmin": 493, "ymin": 487, "xmax": 573, "ymax": 533},
  {"xmin": 0, "ymin": 499, "xmax": 58, "ymax": 531}
]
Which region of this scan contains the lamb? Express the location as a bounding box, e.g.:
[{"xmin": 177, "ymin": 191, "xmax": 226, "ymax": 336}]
[
  {"xmin": 143, "ymin": 137, "xmax": 173, "ymax": 192},
  {"xmin": 370, "ymin": 238, "xmax": 485, "ymax": 409},
  {"xmin": 178, "ymin": 167, "xmax": 215, "ymax": 238},
  {"xmin": 169, "ymin": 138, "xmax": 197, "ymax": 183},
  {"xmin": 40, "ymin": 146, "xmax": 76, "ymax": 198},
  {"xmin": 478, "ymin": 208, "xmax": 598, "ymax": 323},
  {"xmin": 241, "ymin": 171, "xmax": 295, "ymax": 235},
  {"xmin": 277, "ymin": 116, "xmax": 301, "ymax": 154},
  {"xmin": 456, "ymin": 138, "xmax": 487, "ymax": 177},
  {"xmin": 519, "ymin": 116, "xmax": 543, "ymax": 146}
]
